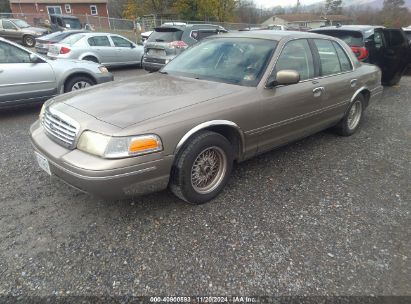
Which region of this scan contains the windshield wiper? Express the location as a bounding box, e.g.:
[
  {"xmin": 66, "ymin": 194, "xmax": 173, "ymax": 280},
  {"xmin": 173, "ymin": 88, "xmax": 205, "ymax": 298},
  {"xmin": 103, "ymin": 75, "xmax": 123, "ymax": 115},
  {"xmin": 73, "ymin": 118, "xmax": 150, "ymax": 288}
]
[
  {"xmin": 158, "ymin": 71, "xmax": 168, "ymax": 74},
  {"xmin": 155, "ymin": 39, "xmax": 165, "ymax": 42}
]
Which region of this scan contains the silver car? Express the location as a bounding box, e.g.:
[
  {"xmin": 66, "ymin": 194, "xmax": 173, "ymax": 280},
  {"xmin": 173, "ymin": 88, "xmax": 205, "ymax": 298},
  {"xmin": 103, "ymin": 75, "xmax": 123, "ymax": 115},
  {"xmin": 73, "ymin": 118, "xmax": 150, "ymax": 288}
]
[
  {"xmin": 47, "ymin": 32, "xmax": 144, "ymax": 67},
  {"xmin": 0, "ymin": 18, "xmax": 48, "ymax": 47},
  {"xmin": 0, "ymin": 37, "xmax": 113, "ymax": 109}
]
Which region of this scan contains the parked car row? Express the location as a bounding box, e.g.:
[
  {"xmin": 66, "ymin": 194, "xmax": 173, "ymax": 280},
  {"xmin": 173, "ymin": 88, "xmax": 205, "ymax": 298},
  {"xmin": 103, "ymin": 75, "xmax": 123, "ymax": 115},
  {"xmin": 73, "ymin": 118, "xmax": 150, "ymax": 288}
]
[
  {"xmin": 0, "ymin": 18, "xmax": 48, "ymax": 47},
  {"xmin": 0, "ymin": 37, "xmax": 113, "ymax": 108},
  {"xmin": 29, "ymin": 31, "xmax": 384, "ymax": 204}
]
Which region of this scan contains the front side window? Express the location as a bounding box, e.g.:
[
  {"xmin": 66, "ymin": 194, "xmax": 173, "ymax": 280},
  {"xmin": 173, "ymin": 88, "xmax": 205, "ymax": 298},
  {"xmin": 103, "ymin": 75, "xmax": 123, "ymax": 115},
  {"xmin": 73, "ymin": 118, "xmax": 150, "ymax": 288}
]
[
  {"xmin": 111, "ymin": 36, "xmax": 132, "ymax": 47},
  {"xmin": 314, "ymin": 39, "xmax": 342, "ymax": 76},
  {"xmin": 2, "ymin": 20, "xmax": 16, "ymax": 30},
  {"xmin": 0, "ymin": 41, "xmax": 31, "ymax": 63},
  {"xmin": 162, "ymin": 38, "xmax": 276, "ymax": 87},
  {"xmin": 90, "ymin": 5, "xmax": 98, "ymax": 15},
  {"xmin": 333, "ymin": 42, "xmax": 352, "ymax": 72},
  {"xmin": 88, "ymin": 36, "xmax": 111, "ymax": 47},
  {"xmin": 274, "ymin": 39, "xmax": 314, "ymax": 81}
]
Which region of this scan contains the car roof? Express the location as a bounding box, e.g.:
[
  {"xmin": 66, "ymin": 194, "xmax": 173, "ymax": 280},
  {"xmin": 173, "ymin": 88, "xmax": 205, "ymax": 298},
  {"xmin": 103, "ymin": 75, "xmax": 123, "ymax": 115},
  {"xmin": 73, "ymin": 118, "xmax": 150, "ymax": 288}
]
[
  {"xmin": 209, "ymin": 30, "xmax": 333, "ymax": 41},
  {"xmin": 312, "ymin": 25, "xmax": 384, "ymax": 33}
]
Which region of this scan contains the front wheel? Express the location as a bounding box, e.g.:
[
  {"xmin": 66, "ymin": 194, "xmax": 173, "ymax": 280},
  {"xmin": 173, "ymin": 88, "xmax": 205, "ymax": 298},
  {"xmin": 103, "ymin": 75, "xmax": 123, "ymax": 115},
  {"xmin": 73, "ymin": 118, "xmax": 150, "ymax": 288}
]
[
  {"xmin": 170, "ymin": 131, "xmax": 234, "ymax": 204},
  {"xmin": 333, "ymin": 95, "xmax": 364, "ymax": 136},
  {"xmin": 64, "ymin": 76, "xmax": 94, "ymax": 93},
  {"xmin": 23, "ymin": 35, "xmax": 36, "ymax": 47}
]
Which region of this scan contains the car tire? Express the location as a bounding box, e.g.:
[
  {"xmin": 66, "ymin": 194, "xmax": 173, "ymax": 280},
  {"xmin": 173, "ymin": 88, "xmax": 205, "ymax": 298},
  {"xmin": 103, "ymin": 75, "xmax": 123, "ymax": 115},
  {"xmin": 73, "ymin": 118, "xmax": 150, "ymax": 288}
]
[
  {"xmin": 333, "ymin": 94, "xmax": 365, "ymax": 136},
  {"xmin": 170, "ymin": 131, "xmax": 234, "ymax": 205},
  {"xmin": 64, "ymin": 76, "xmax": 94, "ymax": 93},
  {"xmin": 23, "ymin": 35, "xmax": 36, "ymax": 47},
  {"xmin": 83, "ymin": 56, "xmax": 99, "ymax": 63}
]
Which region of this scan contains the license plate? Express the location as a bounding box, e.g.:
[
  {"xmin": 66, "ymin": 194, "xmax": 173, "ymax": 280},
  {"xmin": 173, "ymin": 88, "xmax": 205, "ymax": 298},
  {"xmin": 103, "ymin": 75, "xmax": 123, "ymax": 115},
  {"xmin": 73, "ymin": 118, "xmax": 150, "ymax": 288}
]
[
  {"xmin": 148, "ymin": 49, "xmax": 165, "ymax": 56},
  {"xmin": 35, "ymin": 152, "xmax": 51, "ymax": 176}
]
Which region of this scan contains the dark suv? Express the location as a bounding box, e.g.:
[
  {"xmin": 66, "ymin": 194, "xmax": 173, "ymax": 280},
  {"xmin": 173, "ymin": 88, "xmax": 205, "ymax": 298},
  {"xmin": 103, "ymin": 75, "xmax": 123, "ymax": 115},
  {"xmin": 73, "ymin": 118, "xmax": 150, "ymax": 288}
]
[
  {"xmin": 49, "ymin": 15, "xmax": 82, "ymax": 32},
  {"xmin": 311, "ymin": 25, "xmax": 410, "ymax": 85},
  {"xmin": 142, "ymin": 24, "xmax": 227, "ymax": 72}
]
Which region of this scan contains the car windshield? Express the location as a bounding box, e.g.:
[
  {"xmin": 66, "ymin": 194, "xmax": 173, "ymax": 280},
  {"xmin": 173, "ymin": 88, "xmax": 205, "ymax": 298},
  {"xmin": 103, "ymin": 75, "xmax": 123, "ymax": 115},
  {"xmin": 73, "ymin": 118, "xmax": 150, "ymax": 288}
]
[
  {"xmin": 13, "ymin": 20, "xmax": 30, "ymax": 28},
  {"xmin": 148, "ymin": 28, "xmax": 183, "ymax": 42},
  {"xmin": 63, "ymin": 18, "xmax": 82, "ymax": 29},
  {"xmin": 61, "ymin": 34, "xmax": 85, "ymax": 45},
  {"xmin": 162, "ymin": 38, "xmax": 277, "ymax": 87},
  {"xmin": 313, "ymin": 30, "xmax": 364, "ymax": 46}
]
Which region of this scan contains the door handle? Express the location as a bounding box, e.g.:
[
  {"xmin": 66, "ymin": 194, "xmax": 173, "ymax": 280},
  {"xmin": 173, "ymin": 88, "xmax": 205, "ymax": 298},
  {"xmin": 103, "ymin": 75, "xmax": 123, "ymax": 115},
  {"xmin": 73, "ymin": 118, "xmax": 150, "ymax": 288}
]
[
  {"xmin": 313, "ymin": 87, "xmax": 325, "ymax": 97},
  {"xmin": 350, "ymin": 79, "xmax": 357, "ymax": 87}
]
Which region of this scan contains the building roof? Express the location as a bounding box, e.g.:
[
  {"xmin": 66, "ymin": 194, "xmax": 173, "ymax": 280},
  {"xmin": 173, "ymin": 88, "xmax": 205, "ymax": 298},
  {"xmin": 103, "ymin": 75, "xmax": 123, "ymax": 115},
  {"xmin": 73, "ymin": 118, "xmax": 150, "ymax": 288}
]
[
  {"xmin": 271, "ymin": 14, "xmax": 352, "ymax": 23},
  {"xmin": 10, "ymin": 0, "xmax": 107, "ymax": 3}
]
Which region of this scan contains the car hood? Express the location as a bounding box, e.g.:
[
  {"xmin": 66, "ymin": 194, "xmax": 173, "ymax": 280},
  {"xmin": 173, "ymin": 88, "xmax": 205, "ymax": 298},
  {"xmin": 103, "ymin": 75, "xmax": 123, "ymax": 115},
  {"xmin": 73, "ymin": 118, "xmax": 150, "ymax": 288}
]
[{"xmin": 54, "ymin": 73, "xmax": 240, "ymax": 129}]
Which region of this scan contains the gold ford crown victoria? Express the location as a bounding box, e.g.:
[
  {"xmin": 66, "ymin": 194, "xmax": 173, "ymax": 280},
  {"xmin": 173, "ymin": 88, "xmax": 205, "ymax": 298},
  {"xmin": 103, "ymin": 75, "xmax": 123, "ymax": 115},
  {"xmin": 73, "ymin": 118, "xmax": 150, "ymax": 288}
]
[{"xmin": 30, "ymin": 31, "xmax": 383, "ymax": 204}]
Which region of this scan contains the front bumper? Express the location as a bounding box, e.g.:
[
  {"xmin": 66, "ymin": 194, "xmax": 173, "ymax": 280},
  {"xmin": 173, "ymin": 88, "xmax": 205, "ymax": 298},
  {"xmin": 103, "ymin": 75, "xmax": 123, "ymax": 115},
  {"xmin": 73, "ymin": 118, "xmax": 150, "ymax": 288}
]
[
  {"xmin": 95, "ymin": 73, "xmax": 114, "ymax": 84},
  {"xmin": 30, "ymin": 121, "xmax": 173, "ymax": 199}
]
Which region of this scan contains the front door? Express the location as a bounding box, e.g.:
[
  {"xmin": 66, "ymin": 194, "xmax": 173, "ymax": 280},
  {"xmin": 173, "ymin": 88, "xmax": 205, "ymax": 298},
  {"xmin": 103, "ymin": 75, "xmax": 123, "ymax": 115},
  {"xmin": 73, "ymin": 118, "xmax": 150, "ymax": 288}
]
[
  {"xmin": 110, "ymin": 35, "xmax": 141, "ymax": 64},
  {"xmin": 0, "ymin": 41, "xmax": 57, "ymax": 106},
  {"xmin": 258, "ymin": 39, "xmax": 325, "ymax": 152}
]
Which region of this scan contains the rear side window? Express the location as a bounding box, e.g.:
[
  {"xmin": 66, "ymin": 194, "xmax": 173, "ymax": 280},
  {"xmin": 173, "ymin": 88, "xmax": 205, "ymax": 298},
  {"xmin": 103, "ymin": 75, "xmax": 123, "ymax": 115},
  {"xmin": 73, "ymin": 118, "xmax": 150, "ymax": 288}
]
[
  {"xmin": 61, "ymin": 34, "xmax": 85, "ymax": 46},
  {"xmin": 333, "ymin": 42, "xmax": 352, "ymax": 72},
  {"xmin": 148, "ymin": 28, "xmax": 183, "ymax": 42},
  {"xmin": 404, "ymin": 31, "xmax": 411, "ymax": 42},
  {"xmin": 88, "ymin": 36, "xmax": 111, "ymax": 47},
  {"xmin": 275, "ymin": 39, "xmax": 314, "ymax": 81},
  {"xmin": 190, "ymin": 30, "xmax": 217, "ymax": 41},
  {"xmin": 314, "ymin": 39, "xmax": 342, "ymax": 76},
  {"xmin": 313, "ymin": 30, "xmax": 364, "ymax": 47}
]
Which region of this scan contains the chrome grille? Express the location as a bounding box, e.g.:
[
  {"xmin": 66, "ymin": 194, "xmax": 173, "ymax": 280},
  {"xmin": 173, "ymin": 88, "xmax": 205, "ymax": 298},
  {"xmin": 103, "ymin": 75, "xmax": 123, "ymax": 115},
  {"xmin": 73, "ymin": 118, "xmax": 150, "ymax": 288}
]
[{"xmin": 42, "ymin": 108, "xmax": 79, "ymax": 149}]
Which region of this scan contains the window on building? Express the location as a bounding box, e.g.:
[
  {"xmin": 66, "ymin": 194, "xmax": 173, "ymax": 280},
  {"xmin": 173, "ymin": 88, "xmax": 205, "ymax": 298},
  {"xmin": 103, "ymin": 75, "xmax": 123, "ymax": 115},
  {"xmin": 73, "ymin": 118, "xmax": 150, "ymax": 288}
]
[
  {"xmin": 47, "ymin": 6, "xmax": 62, "ymax": 15},
  {"xmin": 65, "ymin": 4, "xmax": 71, "ymax": 14},
  {"xmin": 90, "ymin": 5, "xmax": 98, "ymax": 15}
]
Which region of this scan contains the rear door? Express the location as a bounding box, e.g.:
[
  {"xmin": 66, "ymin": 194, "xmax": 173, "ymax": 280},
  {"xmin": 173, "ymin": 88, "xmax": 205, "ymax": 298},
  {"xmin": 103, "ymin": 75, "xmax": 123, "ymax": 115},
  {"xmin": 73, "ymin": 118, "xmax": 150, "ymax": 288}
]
[
  {"xmin": 381, "ymin": 29, "xmax": 409, "ymax": 82},
  {"xmin": 0, "ymin": 41, "xmax": 57, "ymax": 105}
]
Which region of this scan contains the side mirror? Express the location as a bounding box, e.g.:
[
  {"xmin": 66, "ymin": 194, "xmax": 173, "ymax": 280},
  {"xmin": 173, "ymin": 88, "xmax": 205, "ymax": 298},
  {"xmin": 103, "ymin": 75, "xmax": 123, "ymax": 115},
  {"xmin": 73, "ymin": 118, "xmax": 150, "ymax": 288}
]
[
  {"xmin": 29, "ymin": 53, "xmax": 40, "ymax": 63},
  {"xmin": 137, "ymin": 41, "xmax": 144, "ymax": 46},
  {"xmin": 131, "ymin": 43, "xmax": 136, "ymax": 48},
  {"xmin": 266, "ymin": 70, "xmax": 300, "ymax": 88}
]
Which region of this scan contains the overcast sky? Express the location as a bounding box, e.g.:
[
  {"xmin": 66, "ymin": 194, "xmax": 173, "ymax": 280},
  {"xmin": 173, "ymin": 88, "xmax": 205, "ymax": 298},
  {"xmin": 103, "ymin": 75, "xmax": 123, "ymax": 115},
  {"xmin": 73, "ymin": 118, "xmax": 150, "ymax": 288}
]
[{"xmin": 253, "ymin": 0, "xmax": 321, "ymax": 9}]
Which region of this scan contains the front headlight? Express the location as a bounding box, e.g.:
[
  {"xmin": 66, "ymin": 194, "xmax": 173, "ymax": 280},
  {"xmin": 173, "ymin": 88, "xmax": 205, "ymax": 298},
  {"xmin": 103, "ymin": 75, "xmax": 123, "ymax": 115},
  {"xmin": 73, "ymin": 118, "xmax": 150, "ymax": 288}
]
[
  {"xmin": 39, "ymin": 103, "xmax": 46, "ymax": 120},
  {"xmin": 77, "ymin": 131, "xmax": 163, "ymax": 159},
  {"xmin": 98, "ymin": 66, "xmax": 109, "ymax": 73}
]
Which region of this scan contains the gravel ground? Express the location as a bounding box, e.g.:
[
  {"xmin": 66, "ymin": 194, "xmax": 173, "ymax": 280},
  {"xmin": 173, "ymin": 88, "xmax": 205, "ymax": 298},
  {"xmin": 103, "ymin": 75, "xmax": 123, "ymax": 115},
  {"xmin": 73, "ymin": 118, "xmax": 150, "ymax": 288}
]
[{"xmin": 0, "ymin": 71, "xmax": 410, "ymax": 297}]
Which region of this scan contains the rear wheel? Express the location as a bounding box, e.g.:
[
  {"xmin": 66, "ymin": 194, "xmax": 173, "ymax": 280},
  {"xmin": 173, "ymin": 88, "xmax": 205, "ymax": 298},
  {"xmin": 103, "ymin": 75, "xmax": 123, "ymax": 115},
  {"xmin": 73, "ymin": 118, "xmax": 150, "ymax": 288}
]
[
  {"xmin": 23, "ymin": 35, "xmax": 36, "ymax": 47},
  {"xmin": 333, "ymin": 95, "xmax": 364, "ymax": 136},
  {"xmin": 64, "ymin": 76, "xmax": 94, "ymax": 93},
  {"xmin": 83, "ymin": 56, "xmax": 99, "ymax": 63},
  {"xmin": 170, "ymin": 131, "xmax": 234, "ymax": 204}
]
